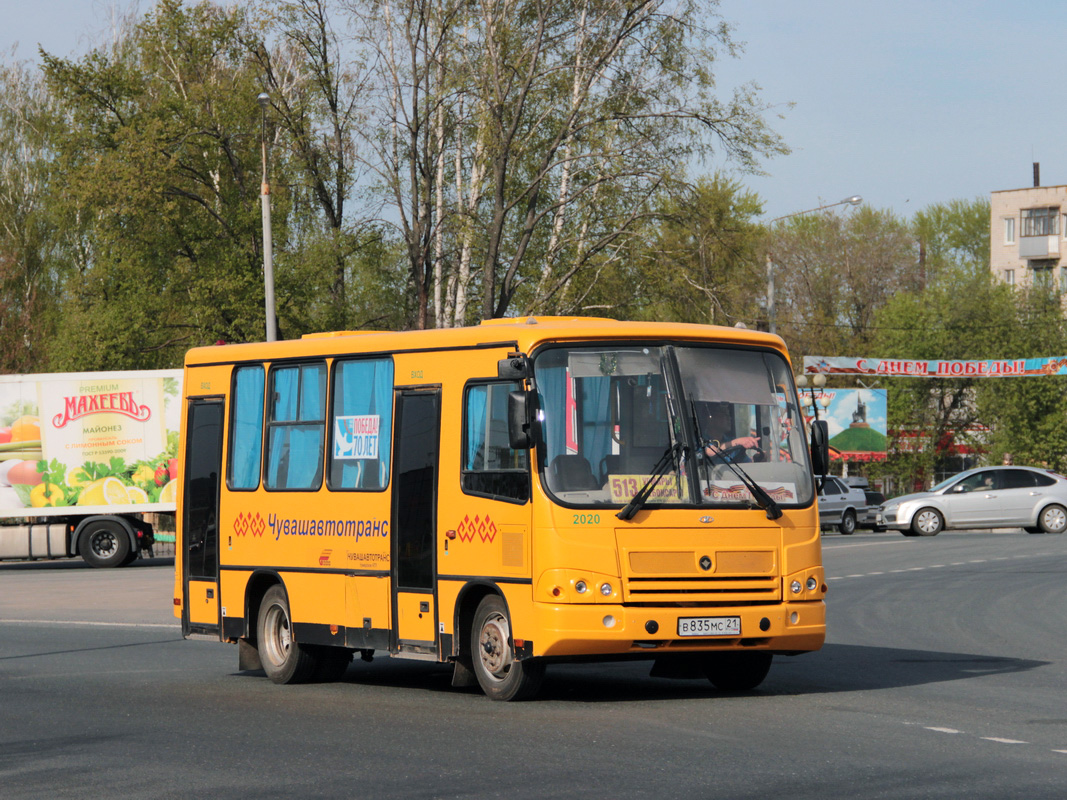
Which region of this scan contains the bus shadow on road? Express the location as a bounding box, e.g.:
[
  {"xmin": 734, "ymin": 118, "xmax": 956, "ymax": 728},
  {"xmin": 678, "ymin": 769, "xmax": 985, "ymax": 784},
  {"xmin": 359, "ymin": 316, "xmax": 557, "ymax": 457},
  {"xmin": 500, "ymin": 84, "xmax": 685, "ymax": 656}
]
[{"xmin": 232, "ymin": 642, "xmax": 1046, "ymax": 703}]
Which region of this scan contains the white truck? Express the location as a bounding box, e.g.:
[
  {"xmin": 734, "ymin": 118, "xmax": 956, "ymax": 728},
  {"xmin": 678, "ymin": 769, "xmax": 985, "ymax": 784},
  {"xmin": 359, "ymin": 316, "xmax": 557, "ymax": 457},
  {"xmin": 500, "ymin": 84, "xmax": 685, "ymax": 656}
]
[{"xmin": 0, "ymin": 369, "xmax": 182, "ymax": 567}]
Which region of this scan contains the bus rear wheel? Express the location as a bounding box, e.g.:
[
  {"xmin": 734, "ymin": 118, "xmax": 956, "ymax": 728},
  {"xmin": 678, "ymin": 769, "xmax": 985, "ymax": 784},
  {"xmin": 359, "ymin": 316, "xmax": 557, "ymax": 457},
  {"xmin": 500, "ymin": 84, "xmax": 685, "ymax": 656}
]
[
  {"xmin": 704, "ymin": 652, "xmax": 773, "ymax": 692},
  {"xmin": 470, "ymin": 595, "xmax": 544, "ymax": 701},
  {"xmin": 258, "ymin": 585, "xmax": 317, "ymax": 684}
]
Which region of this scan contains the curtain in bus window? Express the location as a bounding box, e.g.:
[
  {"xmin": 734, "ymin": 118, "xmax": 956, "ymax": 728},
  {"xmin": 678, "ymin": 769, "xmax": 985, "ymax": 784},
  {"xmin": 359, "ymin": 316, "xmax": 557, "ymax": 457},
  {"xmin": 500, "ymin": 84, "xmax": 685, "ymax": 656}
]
[
  {"xmin": 231, "ymin": 366, "xmax": 264, "ymax": 489},
  {"xmin": 267, "ymin": 365, "xmax": 325, "ymax": 490},
  {"xmin": 332, "ymin": 358, "xmax": 393, "ymax": 490},
  {"xmin": 579, "ymin": 376, "xmax": 612, "ymax": 477},
  {"xmin": 536, "ymin": 364, "xmax": 567, "ymax": 463},
  {"xmin": 465, "ymin": 385, "xmax": 488, "ymax": 469}
]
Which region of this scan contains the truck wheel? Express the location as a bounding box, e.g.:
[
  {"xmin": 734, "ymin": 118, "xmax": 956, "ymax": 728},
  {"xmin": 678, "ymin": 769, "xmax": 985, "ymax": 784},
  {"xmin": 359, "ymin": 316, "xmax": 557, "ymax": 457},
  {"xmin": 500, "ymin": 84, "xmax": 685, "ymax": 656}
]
[
  {"xmin": 257, "ymin": 585, "xmax": 317, "ymax": 684},
  {"xmin": 911, "ymin": 508, "xmax": 943, "ymax": 536},
  {"xmin": 838, "ymin": 510, "xmax": 856, "ymax": 535},
  {"xmin": 470, "ymin": 595, "xmax": 544, "ymax": 701},
  {"xmin": 80, "ymin": 520, "xmax": 131, "ymax": 568},
  {"xmin": 704, "ymin": 652, "xmax": 773, "ymax": 691}
]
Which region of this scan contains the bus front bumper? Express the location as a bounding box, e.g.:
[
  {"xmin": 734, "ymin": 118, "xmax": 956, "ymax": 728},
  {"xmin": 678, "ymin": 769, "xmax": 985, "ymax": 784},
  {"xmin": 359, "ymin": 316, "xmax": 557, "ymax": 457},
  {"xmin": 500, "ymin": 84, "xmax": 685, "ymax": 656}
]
[{"xmin": 530, "ymin": 600, "xmax": 825, "ymax": 658}]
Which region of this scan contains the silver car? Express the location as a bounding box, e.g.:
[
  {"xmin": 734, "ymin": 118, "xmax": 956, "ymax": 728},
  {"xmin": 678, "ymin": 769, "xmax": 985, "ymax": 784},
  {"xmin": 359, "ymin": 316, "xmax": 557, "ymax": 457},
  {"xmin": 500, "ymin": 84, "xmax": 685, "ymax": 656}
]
[
  {"xmin": 878, "ymin": 466, "xmax": 1067, "ymax": 536},
  {"xmin": 818, "ymin": 476, "xmax": 869, "ymax": 535}
]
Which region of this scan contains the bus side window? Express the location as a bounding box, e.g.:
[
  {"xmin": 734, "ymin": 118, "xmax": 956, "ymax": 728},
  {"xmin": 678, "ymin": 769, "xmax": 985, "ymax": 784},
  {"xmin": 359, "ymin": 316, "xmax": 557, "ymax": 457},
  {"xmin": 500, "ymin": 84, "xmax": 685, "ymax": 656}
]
[
  {"xmin": 462, "ymin": 382, "xmax": 530, "ymax": 503},
  {"xmin": 329, "ymin": 357, "xmax": 394, "ymax": 491},
  {"xmin": 229, "ymin": 365, "xmax": 265, "ymax": 490},
  {"xmin": 266, "ymin": 363, "xmax": 327, "ymax": 491}
]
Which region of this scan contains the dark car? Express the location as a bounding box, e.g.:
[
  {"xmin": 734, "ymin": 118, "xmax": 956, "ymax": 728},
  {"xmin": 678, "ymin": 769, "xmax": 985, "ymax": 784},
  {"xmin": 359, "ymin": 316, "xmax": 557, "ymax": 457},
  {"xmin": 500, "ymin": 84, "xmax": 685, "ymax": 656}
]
[{"xmin": 847, "ymin": 477, "xmax": 885, "ymax": 530}]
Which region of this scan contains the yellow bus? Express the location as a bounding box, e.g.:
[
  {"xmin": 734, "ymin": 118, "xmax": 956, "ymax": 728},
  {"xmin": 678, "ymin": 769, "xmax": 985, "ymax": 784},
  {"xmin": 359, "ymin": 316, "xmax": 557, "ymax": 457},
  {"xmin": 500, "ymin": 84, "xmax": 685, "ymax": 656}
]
[{"xmin": 174, "ymin": 317, "xmax": 829, "ymax": 700}]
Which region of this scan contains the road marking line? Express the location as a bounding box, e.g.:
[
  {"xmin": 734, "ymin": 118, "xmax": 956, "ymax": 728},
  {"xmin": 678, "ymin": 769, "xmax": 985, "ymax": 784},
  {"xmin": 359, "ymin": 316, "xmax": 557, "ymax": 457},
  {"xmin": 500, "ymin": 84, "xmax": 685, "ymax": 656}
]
[
  {"xmin": 0, "ymin": 619, "xmax": 176, "ymax": 629},
  {"xmin": 1053, "ymin": 750, "xmax": 1067, "ymax": 755},
  {"xmin": 925, "ymin": 727, "xmax": 962, "ymax": 734},
  {"xmin": 981, "ymin": 737, "xmax": 1028, "ymax": 744},
  {"xmin": 824, "ymin": 541, "xmax": 903, "ymax": 549}
]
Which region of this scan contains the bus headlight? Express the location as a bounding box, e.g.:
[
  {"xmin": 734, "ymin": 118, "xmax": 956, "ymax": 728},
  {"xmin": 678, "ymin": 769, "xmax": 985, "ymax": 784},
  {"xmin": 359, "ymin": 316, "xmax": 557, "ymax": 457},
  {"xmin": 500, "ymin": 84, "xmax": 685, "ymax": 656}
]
[
  {"xmin": 599, "ymin": 582, "xmax": 613, "ymax": 596},
  {"xmin": 806, "ymin": 577, "xmax": 818, "ymax": 591},
  {"xmin": 575, "ymin": 580, "xmax": 588, "ymax": 594},
  {"xmin": 791, "ymin": 580, "xmax": 802, "ymax": 594}
]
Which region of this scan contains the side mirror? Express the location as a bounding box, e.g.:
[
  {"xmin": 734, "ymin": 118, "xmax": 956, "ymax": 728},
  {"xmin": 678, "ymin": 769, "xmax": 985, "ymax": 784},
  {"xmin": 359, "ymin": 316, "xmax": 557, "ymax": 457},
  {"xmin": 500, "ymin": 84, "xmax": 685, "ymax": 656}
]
[
  {"xmin": 809, "ymin": 419, "xmax": 830, "ymax": 476},
  {"xmin": 498, "ymin": 355, "xmax": 529, "ymax": 380},
  {"xmin": 507, "ymin": 390, "xmax": 532, "ymax": 449}
]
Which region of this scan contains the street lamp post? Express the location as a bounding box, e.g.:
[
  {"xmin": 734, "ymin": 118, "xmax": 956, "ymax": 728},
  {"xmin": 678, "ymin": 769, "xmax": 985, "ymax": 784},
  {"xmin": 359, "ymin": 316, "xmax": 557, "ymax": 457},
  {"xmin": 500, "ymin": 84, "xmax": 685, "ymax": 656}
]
[
  {"xmin": 258, "ymin": 91, "xmax": 278, "ymax": 342},
  {"xmin": 766, "ymin": 195, "xmax": 862, "ymax": 335},
  {"xmin": 795, "ymin": 372, "xmax": 831, "ymax": 421}
]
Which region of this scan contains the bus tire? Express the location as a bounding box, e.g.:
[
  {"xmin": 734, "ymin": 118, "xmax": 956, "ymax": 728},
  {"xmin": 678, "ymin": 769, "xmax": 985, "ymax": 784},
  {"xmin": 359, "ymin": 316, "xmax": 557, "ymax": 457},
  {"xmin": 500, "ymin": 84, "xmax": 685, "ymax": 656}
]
[
  {"xmin": 470, "ymin": 595, "xmax": 544, "ymax": 701},
  {"xmin": 704, "ymin": 652, "xmax": 772, "ymax": 692},
  {"xmin": 257, "ymin": 585, "xmax": 317, "ymax": 684},
  {"xmin": 80, "ymin": 519, "xmax": 131, "ymax": 568}
]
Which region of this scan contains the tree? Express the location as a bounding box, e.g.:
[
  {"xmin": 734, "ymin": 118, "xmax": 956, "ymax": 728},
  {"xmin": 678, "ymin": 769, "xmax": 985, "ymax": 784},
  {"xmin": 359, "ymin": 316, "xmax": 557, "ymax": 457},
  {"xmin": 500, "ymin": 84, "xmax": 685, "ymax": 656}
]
[
  {"xmin": 976, "ymin": 285, "xmax": 1067, "ymax": 472},
  {"xmin": 913, "ymin": 197, "xmax": 990, "ymax": 285},
  {"xmin": 589, "ymin": 174, "xmax": 765, "ymax": 324},
  {"xmin": 0, "ymin": 54, "xmax": 63, "ymax": 372},
  {"xmin": 869, "ymin": 266, "xmax": 1015, "ymax": 487},
  {"xmin": 771, "ymin": 205, "xmax": 919, "ymax": 360},
  {"xmin": 339, "ymin": 0, "xmax": 788, "ymax": 328}
]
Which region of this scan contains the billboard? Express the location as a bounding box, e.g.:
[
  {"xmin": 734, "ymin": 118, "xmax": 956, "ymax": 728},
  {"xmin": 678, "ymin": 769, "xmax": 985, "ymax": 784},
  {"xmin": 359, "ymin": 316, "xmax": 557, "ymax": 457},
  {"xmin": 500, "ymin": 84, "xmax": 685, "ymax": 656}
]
[
  {"xmin": 802, "ymin": 388, "xmax": 887, "ymax": 462},
  {"xmin": 0, "ymin": 370, "xmax": 182, "ymax": 517}
]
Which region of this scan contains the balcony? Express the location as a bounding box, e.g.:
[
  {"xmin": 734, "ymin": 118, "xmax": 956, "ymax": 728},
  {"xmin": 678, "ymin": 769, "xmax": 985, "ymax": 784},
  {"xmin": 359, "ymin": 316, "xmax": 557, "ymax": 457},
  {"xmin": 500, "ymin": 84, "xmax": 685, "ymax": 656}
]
[{"xmin": 1019, "ymin": 235, "xmax": 1060, "ymax": 259}]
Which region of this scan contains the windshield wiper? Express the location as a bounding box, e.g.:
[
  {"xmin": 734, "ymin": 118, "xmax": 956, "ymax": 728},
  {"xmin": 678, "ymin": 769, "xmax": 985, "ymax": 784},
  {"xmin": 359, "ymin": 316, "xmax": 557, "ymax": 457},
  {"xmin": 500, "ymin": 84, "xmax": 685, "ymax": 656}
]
[
  {"xmin": 616, "ymin": 442, "xmax": 684, "ymax": 521},
  {"xmin": 691, "ymin": 401, "xmax": 782, "ymax": 521}
]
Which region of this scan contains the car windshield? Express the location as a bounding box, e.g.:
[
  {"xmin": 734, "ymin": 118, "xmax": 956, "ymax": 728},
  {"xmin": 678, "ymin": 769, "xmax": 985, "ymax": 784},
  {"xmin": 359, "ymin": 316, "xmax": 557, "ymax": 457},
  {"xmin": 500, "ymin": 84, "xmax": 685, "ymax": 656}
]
[{"xmin": 533, "ymin": 343, "xmax": 814, "ymax": 509}]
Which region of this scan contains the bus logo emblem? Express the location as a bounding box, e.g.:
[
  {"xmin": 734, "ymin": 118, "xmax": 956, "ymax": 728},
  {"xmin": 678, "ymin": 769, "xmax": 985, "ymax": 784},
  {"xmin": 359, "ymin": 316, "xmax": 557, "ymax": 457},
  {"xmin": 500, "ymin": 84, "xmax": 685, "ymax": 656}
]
[{"xmin": 699, "ymin": 555, "xmax": 712, "ymax": 571}]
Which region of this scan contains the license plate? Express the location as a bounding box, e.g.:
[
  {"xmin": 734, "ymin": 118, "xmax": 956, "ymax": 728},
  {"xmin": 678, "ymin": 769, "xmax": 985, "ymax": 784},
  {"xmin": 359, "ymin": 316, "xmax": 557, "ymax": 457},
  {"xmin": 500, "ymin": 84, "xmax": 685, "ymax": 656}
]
[{"xmin": 677, "ymin": 616, "xmax": 741, "ymax": 637}]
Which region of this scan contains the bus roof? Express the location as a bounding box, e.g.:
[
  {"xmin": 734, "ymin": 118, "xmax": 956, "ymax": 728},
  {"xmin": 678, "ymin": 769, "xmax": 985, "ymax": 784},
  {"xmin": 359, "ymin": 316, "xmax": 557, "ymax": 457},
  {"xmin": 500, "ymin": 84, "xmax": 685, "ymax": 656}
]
[{"xmin": 184, "ymin": 317, "xmax": 788, "ymax": 366}]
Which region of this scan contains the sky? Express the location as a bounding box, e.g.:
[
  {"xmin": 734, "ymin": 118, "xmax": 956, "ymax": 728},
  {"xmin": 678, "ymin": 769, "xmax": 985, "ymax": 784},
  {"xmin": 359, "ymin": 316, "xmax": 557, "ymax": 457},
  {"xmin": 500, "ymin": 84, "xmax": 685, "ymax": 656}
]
[{"xmin": 4, "ymin": 0, "xmax": 1067, "ymax": 223}]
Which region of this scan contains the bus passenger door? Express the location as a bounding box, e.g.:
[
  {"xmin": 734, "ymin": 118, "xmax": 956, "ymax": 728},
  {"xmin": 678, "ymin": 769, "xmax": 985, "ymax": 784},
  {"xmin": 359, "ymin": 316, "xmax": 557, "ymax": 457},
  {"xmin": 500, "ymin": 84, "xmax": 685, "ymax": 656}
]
[
  {"xmin": 391, "ymin": 390, "xmax": 440, "ymax": 656},
  {"xmin": 182, "ymin": 399, "xmax": 224, "ymax": 637}
]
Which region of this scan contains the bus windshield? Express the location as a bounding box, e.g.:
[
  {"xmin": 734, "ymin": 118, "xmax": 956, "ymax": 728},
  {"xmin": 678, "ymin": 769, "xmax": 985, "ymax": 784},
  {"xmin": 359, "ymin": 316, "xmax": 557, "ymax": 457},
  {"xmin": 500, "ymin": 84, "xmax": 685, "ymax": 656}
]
[{"xmin": 533, "ymin": 343, "xmax": 814, "ymax": 510}]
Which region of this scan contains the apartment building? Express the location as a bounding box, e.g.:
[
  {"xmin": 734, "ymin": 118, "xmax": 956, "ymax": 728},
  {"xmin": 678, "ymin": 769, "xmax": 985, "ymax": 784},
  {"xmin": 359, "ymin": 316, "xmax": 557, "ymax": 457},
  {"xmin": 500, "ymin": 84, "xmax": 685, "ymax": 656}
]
[{"xmin": 990, "ymin": 169, "xmax": 1067, "ymax": 291}]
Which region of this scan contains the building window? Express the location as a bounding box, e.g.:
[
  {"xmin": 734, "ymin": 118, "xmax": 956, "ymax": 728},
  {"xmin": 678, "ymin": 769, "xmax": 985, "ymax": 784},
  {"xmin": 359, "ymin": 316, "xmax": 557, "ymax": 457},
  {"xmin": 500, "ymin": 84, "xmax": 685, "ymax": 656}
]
[
  {"xmin": 1005, "ymin": 269, "xmax": 1014, "ymax": 285},
  {"xmin": 1004, "ymin": 217, "xmax": 1015, "ymax": 244},
  {"xmin": 1021, "ymin": 206, "xmax": 1059, "ymax": 237},
  {"xmin": 1031, "ymin": 260, "xmax": 1055, "ymax": 289}
]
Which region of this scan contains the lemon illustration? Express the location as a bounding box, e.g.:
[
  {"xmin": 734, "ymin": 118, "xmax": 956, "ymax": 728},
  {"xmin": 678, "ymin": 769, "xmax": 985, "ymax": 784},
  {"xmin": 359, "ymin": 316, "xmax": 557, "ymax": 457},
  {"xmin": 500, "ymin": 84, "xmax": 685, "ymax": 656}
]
[
  {"xmin": 77, "ymin": 477, "xmax": 130, "ymax": 506},
  {"xmin": 126, "ymin": 486, "xmax": 149, "ymax": 504},
  {"xmin": 158, "ymin": 479, "xmax": 178, "ymax": 504},
  {"xmin": 67, "ymin": 466, "xmax": 91, "ymax": 488}
]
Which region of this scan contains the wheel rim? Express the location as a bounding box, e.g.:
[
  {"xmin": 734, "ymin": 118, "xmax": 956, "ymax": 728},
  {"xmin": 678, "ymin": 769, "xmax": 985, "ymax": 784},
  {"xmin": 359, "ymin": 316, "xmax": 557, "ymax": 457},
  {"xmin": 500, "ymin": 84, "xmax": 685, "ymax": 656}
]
[
  {"xmin": 477, "ymin": 612, "xmax": 512, "ymax": 681},
  {"xmin": 842, "ymin": 514, "xmax": 855, "ymax": 533},
  {"xmin": 917, "ymin": 511, "xmax": 940, "ymax": 534},
  {"xmin": 262, "ymin": 603, "xmax": 292, "ymax": 667},
  {"xmin": 1043, "ymin": 506, "xmax": 1066, "ymax": 532},
  {"xmin": 90, "ymin": 530, "xmax": 118, "ymax": 557}
]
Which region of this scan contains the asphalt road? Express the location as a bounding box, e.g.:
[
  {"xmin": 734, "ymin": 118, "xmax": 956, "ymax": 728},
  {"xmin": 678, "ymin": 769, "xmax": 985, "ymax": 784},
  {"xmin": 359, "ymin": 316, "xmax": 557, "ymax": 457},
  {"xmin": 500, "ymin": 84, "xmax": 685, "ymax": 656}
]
[{"xmin": 1, "ymin": 530, "xmax": 1065, "ymax": 799}]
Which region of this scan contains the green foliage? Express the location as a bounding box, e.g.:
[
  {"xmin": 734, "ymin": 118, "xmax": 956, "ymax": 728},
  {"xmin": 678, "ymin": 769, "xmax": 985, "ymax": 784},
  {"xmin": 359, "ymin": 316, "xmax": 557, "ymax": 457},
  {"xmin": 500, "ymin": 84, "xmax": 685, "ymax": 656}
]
[
  {"xmin": 975, "ymin": 287, "xmax": 1067, "ymax": 471},
  {"xmin": 592, "ymin": 174, "xmax": 766, "ymax": 324}
]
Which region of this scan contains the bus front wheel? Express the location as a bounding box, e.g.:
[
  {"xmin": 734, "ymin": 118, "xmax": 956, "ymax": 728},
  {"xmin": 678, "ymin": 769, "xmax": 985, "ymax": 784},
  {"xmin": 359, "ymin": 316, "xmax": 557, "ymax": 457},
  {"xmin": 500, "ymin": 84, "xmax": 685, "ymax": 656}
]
[
  {"xmin": 704, "ymin": 652, "xmax": 773, "ymax": 692},
  {"xmin": 258, "ymin": 585, "xmax": 317, "ymax": 684},
  {"xmin": 470, "ymin": 595, "xmax": 544, "ymax": 701}
]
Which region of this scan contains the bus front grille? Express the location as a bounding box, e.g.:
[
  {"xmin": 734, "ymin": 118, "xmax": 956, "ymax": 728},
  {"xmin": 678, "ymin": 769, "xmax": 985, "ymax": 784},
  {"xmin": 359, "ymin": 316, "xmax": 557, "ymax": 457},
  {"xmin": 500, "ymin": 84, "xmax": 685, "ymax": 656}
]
[{"xmin": 623, "ymin": 575, "xmax": 780, "ymax": 604}]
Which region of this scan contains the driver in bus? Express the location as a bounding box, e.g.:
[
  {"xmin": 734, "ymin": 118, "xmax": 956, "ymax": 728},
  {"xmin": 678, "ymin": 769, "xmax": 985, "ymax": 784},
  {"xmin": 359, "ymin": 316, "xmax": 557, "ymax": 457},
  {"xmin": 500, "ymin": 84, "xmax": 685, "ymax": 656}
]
[{"xmin": 703, "ymin": 403, "xmax": 760, "ymax": 461}]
